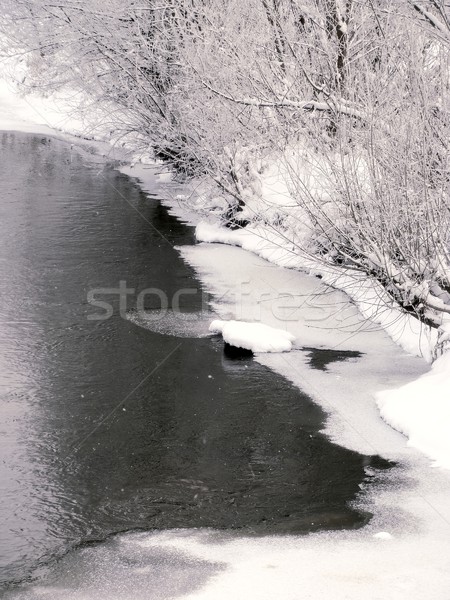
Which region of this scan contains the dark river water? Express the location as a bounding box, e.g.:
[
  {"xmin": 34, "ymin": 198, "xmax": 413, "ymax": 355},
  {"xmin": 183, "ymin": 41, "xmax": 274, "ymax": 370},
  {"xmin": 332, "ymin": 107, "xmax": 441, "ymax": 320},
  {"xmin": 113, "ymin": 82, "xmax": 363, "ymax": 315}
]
[{"xmin": 0, "ymin": 132, "xmax": 389, "ymax": 594}]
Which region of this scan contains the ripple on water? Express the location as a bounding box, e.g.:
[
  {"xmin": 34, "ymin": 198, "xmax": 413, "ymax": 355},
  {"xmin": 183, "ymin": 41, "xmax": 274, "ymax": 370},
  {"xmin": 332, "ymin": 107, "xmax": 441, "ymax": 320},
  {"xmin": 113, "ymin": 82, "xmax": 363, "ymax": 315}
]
[{"xmin": 126, "ymin": 309, "xmax": 217, "ymax": 338}]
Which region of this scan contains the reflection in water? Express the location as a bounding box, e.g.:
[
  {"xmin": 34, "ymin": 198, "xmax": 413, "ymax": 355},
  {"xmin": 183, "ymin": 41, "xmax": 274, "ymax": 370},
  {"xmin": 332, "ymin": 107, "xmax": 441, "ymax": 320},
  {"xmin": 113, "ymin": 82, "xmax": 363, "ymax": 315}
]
[{"xmin": 0, "ymin": 132, "xmax": 390, "ymax": 591}]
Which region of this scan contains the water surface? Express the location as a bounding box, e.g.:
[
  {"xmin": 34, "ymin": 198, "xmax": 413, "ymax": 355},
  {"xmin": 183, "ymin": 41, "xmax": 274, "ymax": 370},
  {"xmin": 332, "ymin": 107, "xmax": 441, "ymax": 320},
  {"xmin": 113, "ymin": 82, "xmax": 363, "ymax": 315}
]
[{"xmin": 0, "ymin": 132, "xmax": 388, "ymax": 591}]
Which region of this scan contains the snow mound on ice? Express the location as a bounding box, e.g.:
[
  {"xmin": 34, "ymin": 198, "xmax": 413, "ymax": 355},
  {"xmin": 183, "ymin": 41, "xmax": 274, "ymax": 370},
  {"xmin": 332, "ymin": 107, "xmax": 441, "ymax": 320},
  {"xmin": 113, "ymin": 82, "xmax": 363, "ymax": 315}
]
[
  {"xmin": 376, "ymin": 352, "xmax": 450, "ymax": 470},
  {"xmin": 209, "ymin": 319, "xmax": 295, "ymax": 353}
]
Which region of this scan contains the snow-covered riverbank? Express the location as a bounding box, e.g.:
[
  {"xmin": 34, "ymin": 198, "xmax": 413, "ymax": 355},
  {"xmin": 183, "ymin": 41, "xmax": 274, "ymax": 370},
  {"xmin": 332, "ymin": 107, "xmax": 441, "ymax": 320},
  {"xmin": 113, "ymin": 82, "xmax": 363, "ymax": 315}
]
[
  {"xmin": 125, "ymin": 163, "xmax": 450, "ymax": 598},
  {"xmin": 124, "ymin": 163, "xmax": 448, "ymax": 471},
  {"xmin": 194, "ymin": 220, "xmax": 450, "ymax": 469},
  {"xmin": 110, "ymin": 162, "xmax": 450, "ymax": 600},
  {"xmin": 2, "ymin": 81, "xmax": 450, "ymax": 599}
]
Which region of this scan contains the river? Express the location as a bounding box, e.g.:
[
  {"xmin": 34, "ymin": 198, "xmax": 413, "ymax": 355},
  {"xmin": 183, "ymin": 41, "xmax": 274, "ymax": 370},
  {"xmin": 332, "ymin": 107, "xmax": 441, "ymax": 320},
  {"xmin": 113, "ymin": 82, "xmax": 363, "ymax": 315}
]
[{"xmin": 0, "ymin": 132, "xmax": 389, "ymax": 595}]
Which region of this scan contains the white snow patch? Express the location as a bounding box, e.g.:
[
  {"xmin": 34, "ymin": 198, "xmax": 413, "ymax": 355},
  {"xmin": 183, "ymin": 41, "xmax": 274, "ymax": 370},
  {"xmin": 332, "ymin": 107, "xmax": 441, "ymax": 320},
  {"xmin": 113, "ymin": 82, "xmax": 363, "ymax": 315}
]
[
  {"xmin": 194, "ymin": 219, "xmax": 450, "ymax": 472},
  {"xmin": 373, "ymin": 532, "xmax": 393, "ymax": 540},
  {"xmin": 209, "ymin": 319, "xmax": 295, "ymax": 352},
  {"xmin": 377, "ymin": 352, "xmax": 450, "ymax": 469},
  {"xmin": 130, "ymin": 518, "xmax": 450, "ymax": 600},
  {"xmin": 0, "ymin": 76, "xmax": 87, "ymax": 136},
  {"xmin": 0, "ymin": 70, "xmax": 136, "ymax": 163},
  {"xmin": 196, "ymin": 221, "xmax": 436, "ymax": 361}
]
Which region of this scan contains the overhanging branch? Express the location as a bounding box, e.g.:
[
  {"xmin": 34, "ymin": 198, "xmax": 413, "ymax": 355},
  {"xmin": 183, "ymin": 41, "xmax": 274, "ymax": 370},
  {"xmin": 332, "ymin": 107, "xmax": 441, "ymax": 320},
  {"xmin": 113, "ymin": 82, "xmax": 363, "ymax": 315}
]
[{"xmin": 201, "ymin": 79, "xmax": 366, "ymax": 121}]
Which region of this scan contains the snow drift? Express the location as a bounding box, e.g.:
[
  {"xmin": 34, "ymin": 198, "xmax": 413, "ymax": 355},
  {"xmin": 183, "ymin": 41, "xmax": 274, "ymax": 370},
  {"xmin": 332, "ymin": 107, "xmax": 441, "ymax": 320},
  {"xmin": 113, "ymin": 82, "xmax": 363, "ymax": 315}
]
[
  {"xmin": 209, "ymin": 319, "xmax": 295, "ymax": 353},
  {"xmin": 376, "ymin": 352, "xmax": 450, "ymax": 469}
]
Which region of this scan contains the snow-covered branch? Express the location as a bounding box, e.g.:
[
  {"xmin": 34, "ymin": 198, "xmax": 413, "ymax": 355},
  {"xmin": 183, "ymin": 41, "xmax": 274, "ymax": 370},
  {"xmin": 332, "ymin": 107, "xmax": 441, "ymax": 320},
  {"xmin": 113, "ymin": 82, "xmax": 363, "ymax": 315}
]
[{"xmin": 200, "ymin": 79, "xmax": 366, "ymax": 120}]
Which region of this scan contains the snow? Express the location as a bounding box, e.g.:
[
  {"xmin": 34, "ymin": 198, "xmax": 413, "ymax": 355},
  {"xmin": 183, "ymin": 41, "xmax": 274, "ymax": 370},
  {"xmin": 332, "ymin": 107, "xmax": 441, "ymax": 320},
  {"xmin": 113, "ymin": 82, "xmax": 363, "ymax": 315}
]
[
  {"xmin": 196, "ymin": 221, "xmax": 437, "ymax": 362},
  {"xmin": 373, "ymin": 532, "xmax": 393, "ymax": 540},
  {"xmin": 133, "ymin": 518, "xmax": 450, "ymax": 600},
  {"xmin": 167, "ymin": 238, "xmax": 450, "ymax": 600},
  {"xmin": 9, "ymin": 508, "xmax": 450, "ymax": 600},
  {"xmin": 377, "ymin": 352, "xmax": 450, "ymax": 469},
  {"xmin": 0, "ymin": 77, "xmax": 85, "ymax": 135},
  {"xmin": 0, "ymin": 73, "xmax": 133, "ymax": 164},
  {"xmin": 209, "ymin": 319, "xmax": 295, "ymax": 352},
  {"xmin": 190, "ymin": 222, "xmax": 450, "ymax": 471}
]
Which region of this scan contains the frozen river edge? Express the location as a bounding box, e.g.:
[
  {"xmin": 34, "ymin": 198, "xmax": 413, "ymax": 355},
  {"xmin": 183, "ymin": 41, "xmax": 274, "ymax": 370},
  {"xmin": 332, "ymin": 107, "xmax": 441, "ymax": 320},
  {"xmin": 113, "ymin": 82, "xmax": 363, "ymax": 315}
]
[
  {"xmin": 123, "ymin": 163, "xmax": 450, "ymax": 600},
  {"xmin": 1, "ymin": 95, "xmax": 450, "ymax": 597}
]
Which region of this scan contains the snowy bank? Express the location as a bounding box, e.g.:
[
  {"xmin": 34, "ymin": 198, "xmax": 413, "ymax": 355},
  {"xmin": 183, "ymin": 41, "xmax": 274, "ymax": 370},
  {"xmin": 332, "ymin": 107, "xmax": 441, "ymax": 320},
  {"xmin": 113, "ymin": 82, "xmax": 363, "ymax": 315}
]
[
  {"xmin": 377, "ymin": 352, "xmax": 450, "ymax": 469},
  {"xmin": 0, "ymin": 76, "xmax": 136, "ymax": 165},
  {"xmin": 210, "ymin": 319, "xmax": 295, "ymax": 353},
  {"xmin": 196, "ymin": 221, "xmax": 436, "ymax": 362},
  {"xmin": 195, "ymin": 221, "xmax": 450, "ymax": 470}
]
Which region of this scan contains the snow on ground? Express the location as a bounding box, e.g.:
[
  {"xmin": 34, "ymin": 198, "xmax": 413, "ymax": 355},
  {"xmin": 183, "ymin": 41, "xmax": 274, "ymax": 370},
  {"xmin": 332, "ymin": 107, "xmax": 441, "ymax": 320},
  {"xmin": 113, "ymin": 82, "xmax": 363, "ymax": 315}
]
[
  {"xmin": 377, "ymin": 353, "xmax": 450, "ymax": 469},
  {"xmin": 132, "ymin": 507, "xmax": 450, "ymax": 600},
  {"xmin": 0, "ymin": 77, "xmax": 85, "ymax": 135},
  {"xmin": 121, "ymin": 162, "xmax": 449, "ymax": 470},
  {"xmin": 209, "ymin": 319, "xmax": 295, "ymax": 352},
  {"xmin": 196, "ymin": 221, "xmax": 437, "ymax": 362},
  {"xmin": 7, "ymin": 492, "xmax": 450, "ymax": 600},
  {"xmin": 0, "ymin": 74, "xmax": 133, "ymax": 164}
]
